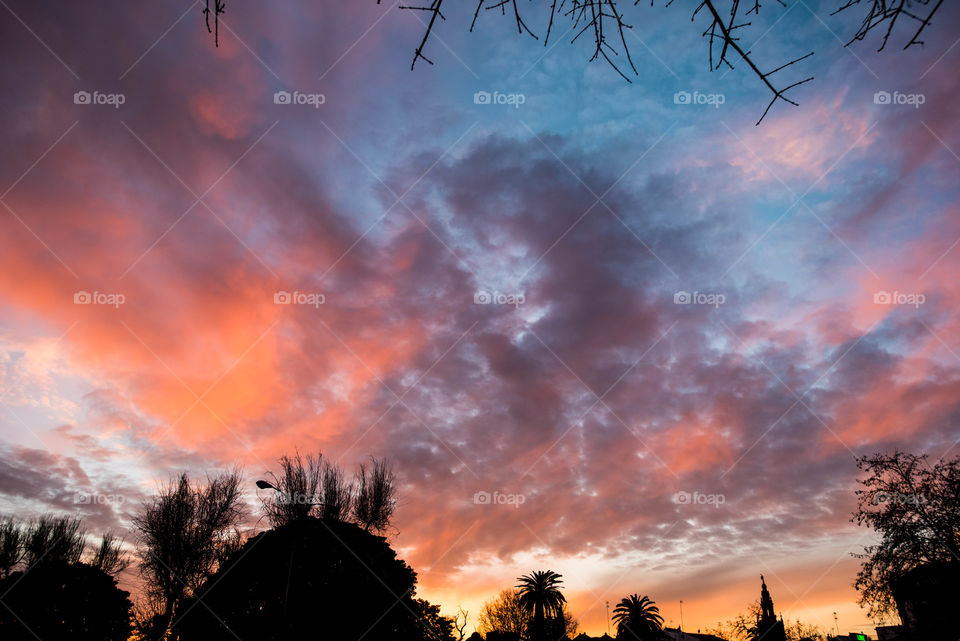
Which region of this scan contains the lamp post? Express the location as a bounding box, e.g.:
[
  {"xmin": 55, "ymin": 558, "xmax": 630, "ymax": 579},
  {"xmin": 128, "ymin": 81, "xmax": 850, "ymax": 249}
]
[
  {"xmin": 680, "ymin": 600, "xmax": 684, "ymax": 632},
  {"xmin": 255, "ymin": 479, "xmax": 297, "ymax": 635}
]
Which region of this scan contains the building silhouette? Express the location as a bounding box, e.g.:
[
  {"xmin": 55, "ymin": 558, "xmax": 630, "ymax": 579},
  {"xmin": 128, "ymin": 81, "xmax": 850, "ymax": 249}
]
[
  {"xmin": 664, "ymin": 627, "xmax": 727, "ymax": 641},
  {"xmin": 756, "ymin": 576, "xmax": 786, "ymax": 641}
]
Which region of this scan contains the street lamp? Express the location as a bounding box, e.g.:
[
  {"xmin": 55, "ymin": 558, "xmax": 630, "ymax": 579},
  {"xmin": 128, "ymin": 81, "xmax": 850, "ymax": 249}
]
[{"xmin": 255, "ymin": 479, "xmax": 302, "ymax": 635}]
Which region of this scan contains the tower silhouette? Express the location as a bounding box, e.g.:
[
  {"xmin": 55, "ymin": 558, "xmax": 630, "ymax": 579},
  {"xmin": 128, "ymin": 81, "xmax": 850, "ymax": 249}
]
[{"xmin": 756, "ymin": 576, "xmax": 787, "ymax": 641}]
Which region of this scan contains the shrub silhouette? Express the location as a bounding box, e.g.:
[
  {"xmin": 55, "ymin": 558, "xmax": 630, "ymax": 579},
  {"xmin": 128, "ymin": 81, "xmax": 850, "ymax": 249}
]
[
  {"xmin": 0, "ymin": 560, "xmax": 131, "ymax": 641},
  {"xmin": 175, "ymin": 516, "xmax": 448, "ymax": 640}
]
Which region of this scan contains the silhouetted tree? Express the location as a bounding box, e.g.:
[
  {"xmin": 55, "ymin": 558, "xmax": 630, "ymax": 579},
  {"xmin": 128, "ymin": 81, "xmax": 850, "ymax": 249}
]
[
  {"xmin": 852, "ymin": 451, "xmax": 960, "ymax": 618},
  {"xmin": 0, "ymin": 560, "xmax": 132, "ymax": 641},
  {"xmin": 413, "ymin": 598, "xmax": 459, "ymax": 641},
  {"xmin": 376, "ymin": 0, "xmax": 945, "ymax": 124},
  {"xmin": 260, "ymin": 451, "xmax": 324, "ymax": 526},
  {"xmin": 258, "ymin": 452, "xmax": 398, "ymax": 533},
  {"xmin": 175, "ymin": 516, "xmax": 444, "ymax": 640},
  {"xmin": 542, "ymin": 606, "xmax": 578, "ymax": 640},
  {"xmin": 479, "ymin": 588, "xmax": 528, "ymax": 638},
  {"xmin": 0, "ymin": 516, "xmax": 24, "ymax": 578},
  {"xmin": 453, "ymin": 606, "xmax": 470, "ymax": 641},
  {"xmin": 0, "ymin": 515, "xmax": 131, "ymax": 641},
  {"xmin": 835, "ymin": 0, "xmax": 945, "ymax": 50},
  {"xmin": 133, "ymin": 470, "xmax": 245, "ymax": 640},
  {"xmin": 732, "ymin": 602, "xmax": 762, "ymax": 641},
  {"xmin": 207, "ymin": 1, "xmax": 946, "ymax": 122},
  {"xmin": 353, "ymin": 457, "xmax": 398, "ymax": 533},
  {"xmin": 517, "ymin": 570, "xmax": 567, "ymax": 641},
  {"xmin": 784, "ymin": 619, "xmax": 825, "ymax": 641},
  {"xmin": 704, "ymin": 620, "xmax": 742, "ymax": 641},
  {"xmin": 24, "ymin": 515, "xmax": 85, "ymax": 565},
  {"xmin": 90, "ymin": 531, "xmax": 131, "ymax": 576},
  {"xmin": 708, "ymin": 606, "xmax": 824, "ymax": 641},
  {"xmin": 322, "ymin": 458, "xmax": 353, "ymax": 520},
  {"xmin": 480, "ymin": 587, "xmax": 577, "ymax": 640},
  {"xmin": 612, "ymin": 594, "xmax": 664, "ymax": 641}
]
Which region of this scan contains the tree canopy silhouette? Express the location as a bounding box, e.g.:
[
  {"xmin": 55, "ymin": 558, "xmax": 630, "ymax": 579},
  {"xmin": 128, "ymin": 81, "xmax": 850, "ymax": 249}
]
[
  {"xmin": 174, "ymin": 515, "xmax": 451, "ymax": 640},
  {"xmin": 479, "ymin": 588, "xmax": 529, "ymax": 637},
  {"xmin": 705, "ymin": 603, "xmax": 826, "ymax": 641},
  {"xmin": 852, "ymin": 450, "xmax": 960, "ymax": 618},
  {"xmin": 516, "ymin": 570, "xmax": 567, "ymax": 641},
  {"xmin": 478, "ymin": 587, "xmax": 577, "ymax": 640},
  {"xmin": 0, "ymin": 560, "xmax": 132, "ymax": 641},
  {"xmin": 132, "ymin": 470, "xmax": 245, "ymax": 640},
  {"xmin": 611, "ymin": 594, "xmax": 664, "ymax": 641},
  {"xmin": 0, "ymin": 515, "xmax": 131, "ymax": 641},
  {"xmin": 171, "ymin": 452, "xmax": 447, "ymax": 640},
  {"xmin": 259, "ymin": 452, "xmax": 398, "ymax": 533}
]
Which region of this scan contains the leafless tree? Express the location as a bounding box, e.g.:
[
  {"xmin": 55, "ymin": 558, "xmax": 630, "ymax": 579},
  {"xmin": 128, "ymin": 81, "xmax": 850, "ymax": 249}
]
[
  {"xmin": 352, "ymin": 457, "xmax": 398, "ymax": 533},
  {"xmin": 24, "ymin": 516, "xmax": 86, "ymax": 566},
  {"xmin": 0, "ymin": 516, "xmax": 128, "ymax": 578},
  {"xmin": 0, "ymin": 517, "xmax": 25, "ymax": 579},
  {"xmin": 132, "ymin": 470, "xmax": 245, "ymax": 640},
  {"xmin": 258, "ymin": 452, "xmax": 398, "ymax": 533},
  {"xmin": 89, "ymin": 532, "xmax": 130, "ymax": 576},
  {"xmin": 477, "ymin": 588, "xmax": 528, "ymax": 637},
  {"xmin": 321, "ymin": 458, "xmax": 354, "ymax": 520},
  {"xmin": 199, "ymin": 1, "xmax": 945, "ymax": 122},
  {"xmin": 260, "ymin": 452, "xmax": 324, "ymax": 526},
  {"xmin": 833, "ymin": 0, "xmax": 945, "ymax": 51},
  {"xmin": 382, "ymin": 0, "xmax": 944, "ymax": 123},
  {"xmin": 454, "ymin": 606, "xmax": 470, "ymax": 640}
]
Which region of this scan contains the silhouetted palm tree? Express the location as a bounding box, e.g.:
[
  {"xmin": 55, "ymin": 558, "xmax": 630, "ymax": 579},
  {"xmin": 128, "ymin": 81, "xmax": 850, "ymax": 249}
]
[
  {"xmin": 516, "ymin": 570, "xmax": 566, "ymax": 641},
  {"xmin": 612, "ymin": 594, "xmax": 664, "ymax": 641}
]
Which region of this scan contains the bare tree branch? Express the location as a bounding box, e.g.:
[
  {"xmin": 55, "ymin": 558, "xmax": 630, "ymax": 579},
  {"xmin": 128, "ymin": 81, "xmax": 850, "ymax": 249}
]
[
  {"xmin": 693, "ymin": 0, "xmax": 814, "ymax": 124},
  {"xmin": 203, "ymin": 0, "xmax": 226, "ymax": 47},
  {"xmin": 200, "ymin": 2, "xmax": 946, "ymax": 122},
  {"xmin": 833, "ymin": 0, "xmax": 945, "ymax": 51}
]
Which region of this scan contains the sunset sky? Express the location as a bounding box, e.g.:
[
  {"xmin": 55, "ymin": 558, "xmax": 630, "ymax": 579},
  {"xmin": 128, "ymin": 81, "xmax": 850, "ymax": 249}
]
[{"xmin": 1, "ymin": 0, "xmax": 959, "ymax": 636}]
